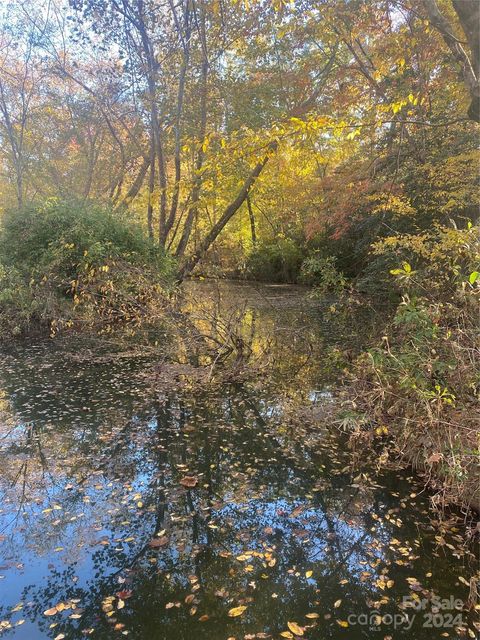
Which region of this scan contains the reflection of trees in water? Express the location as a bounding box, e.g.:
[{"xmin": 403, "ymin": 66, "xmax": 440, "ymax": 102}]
[
  {"xmin": 179, "ymin": 281, "xmax": 388, "ymax": 393},
  {"xmin": 0, "ymin": 383, "xmax": 456, "ymax": 639}
]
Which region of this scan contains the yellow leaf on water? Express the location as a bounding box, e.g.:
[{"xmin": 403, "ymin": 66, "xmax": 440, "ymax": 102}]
[
  {"xmin": 305, "ymin": 613, "xmax": 319, "ymax": 619},
  {"xmin": 280, "ymin": 633, "xmax": 293, "ymax": 639},
  {"xmin": 44, "ymin": 608, "xmax": 58, "ymax": 617},
  {"xmin": 228, "ymin": 606, "xmax": 247, "ymax": 617},
  {"xmin": 305, "ymin": 570, "xmax": 313, "ymax": 578},
  {"xmin": 117, "ymin": 599, "xmax": 125, "ymax": 610},
  {"xmin": 334, "ymin": 599, "xmax": 342, "ymax": 608},
  {"xmin": 287, "ymin": 621, "xmax": 304, "ymax": 636},
  {"xmin": 337, "ymin": 620, "xmax": 349, "ymax": 627}
]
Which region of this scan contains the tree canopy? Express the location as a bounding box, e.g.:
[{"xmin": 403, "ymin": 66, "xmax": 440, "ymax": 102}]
[{"xmin": 0, "ymin": 0, "xmax": 478, "ymax": 278}]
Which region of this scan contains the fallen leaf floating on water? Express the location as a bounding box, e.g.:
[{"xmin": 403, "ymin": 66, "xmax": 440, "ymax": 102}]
[
  {"xmin": 305, "ymin": 613, "xmax": 319, "ymax": 619},
  {"xmin": 287, "ymin": 621, "xmax": 304, "ymax": 636},
  {"xmin": 334, "ymin": 599, "xmax": 342, "ymax": 608},
  {"xmin": 289, "ymin": 505, "xmax": 306, "ymax": 518},
  {"xmin": 44, "ymin": 607, "xmax": 58, "ymax": 616},
  {"xmin": 179, "ymin": 476, "xmax": 198, "ymax": 488},
  {"xmin": 305, "ymin": 570, "xmax": 313, "ymax": 578},
  {"xmin": 149, "ymin": 536, "xmax": 169, "ymax": 548},
  {"xmin": 337, "ymin": 620, "xmax": 349, "ymax": 627},
  {"xmin": 228, "ymin": 605, "xmax": 247, "ymax": 617},
  {"xmin": 280, "ymin": 633, "xmax": 293, "ymax": 639}
]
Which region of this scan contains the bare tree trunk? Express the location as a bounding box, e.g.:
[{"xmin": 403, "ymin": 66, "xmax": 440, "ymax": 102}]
[
  {"xmin": 178, "ymin": 151, "xmax": 272, "ymax": 278},
  {"xmin": 149, "ymin": 81, "xmax": 168, "ymax": 244},
  {"xmin": 0, "ymin": 79, "xmax": 23, "ymax": 207},
  {"xmin": 163, "ymin": 0, "xmax": 192, "ymax": 243},
  {"xmin": 246, "ymin": 194, "xmax": 257, "ymax": 245},
  {"xmin": 175, "ymin": 2, "xmax": 209, "ymax": 258},
  {"xmin": 137, "ymin": 0, "xmax": 168, "ymax": 243},
  {"xmin": 147, "ymin": 137, "xmax": 156, "ymax": 239},
  {"xmin": 147, "ymin": 100, "xmax": 168, "ymax": 241},
  {"xmin": 423, "ymin": 0, "xmax": 480, "ymax": 122},
  {"xmin": 83, "ymin": 130, "xmax": 102, "ymax": 200},
  {"xmin": 116, "ymin": 155, "xmax": 150, "ymax": 209}
]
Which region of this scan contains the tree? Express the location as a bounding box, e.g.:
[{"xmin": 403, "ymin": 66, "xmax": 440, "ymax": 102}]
[{"xmin": 422, "ymin": 0, "xmax": 480, "ymax": 122}]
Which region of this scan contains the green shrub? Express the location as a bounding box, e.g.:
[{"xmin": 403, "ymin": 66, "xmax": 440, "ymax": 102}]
[
  {"xmin": 0, "ymin": 199, "xmax": 173, "ymax": 276},
  {"xmin": 348, "ymin": 221, "xmax": 480, "ymax": 508},
  {"xmin": 372, "ymin": 221, "xmax": 479, "ymax": 295},
  {"xmin": 0, "ymin": 199, "xmax": 177, "ymax": 338},
  {"xmin": 299, "ymin": 254, "xmax": 347, "ymax": 295}
]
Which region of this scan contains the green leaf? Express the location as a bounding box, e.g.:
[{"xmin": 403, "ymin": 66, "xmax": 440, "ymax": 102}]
[{"xmin": 468, "ymin": 271, "xmax": 479, "ymax": 285}]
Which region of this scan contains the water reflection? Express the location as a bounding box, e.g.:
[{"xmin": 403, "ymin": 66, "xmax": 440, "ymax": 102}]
[{"xmin": 0, "ymin": 283, "xmax": 477, "ymax": 639}]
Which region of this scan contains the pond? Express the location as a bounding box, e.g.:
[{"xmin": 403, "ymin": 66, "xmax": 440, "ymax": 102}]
[{"xmin": 0, "ymin": 281, "xmax": 478, "ymax": 639}]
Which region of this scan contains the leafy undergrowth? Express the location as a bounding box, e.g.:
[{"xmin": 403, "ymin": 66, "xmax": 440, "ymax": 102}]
[
  {"xmin": 340, "ymin": 222, "xmax": 480, "ymax": 512},
  {"xmin": 0, "ymin": 199, "xmax": 176, "ymax": 339}
]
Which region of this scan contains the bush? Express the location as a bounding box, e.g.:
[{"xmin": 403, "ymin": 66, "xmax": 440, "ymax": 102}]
[
  {"xmin": 245, "ymin": 237, "xmax": 305, "ymax": 283},
  {"xmin": 347, "ymin": 221, "xmax": 480, "ymax": 509},
  {"xmin": 299, "ymin": 254, "xmax": 348, "ymax": 295},
  {"xmin": 372, "ymin": 221, "xmax": 479, "ymax": 295},
  {"xmin": 0, "ymin": 199, "xmax": 177, "ymax": 338}
]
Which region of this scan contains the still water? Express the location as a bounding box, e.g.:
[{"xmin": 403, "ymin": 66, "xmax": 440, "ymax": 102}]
[{"xmin": 0, "ymin": 282, "xmax": 477, "ymax": 639}]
